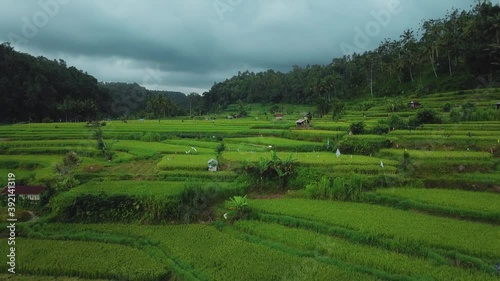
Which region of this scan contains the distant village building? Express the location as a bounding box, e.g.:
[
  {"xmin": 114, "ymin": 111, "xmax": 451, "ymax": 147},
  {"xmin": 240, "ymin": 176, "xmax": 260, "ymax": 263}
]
[
  {"xmin": 208, "ymin": 158, "xmax": 219, "ymax": 172},
  {"xmin": 296, "ymin": 112, "xmax": 313, "ymax": 128},
  {"xmin": 275, "ymin": 113, "xmax": 284, "ymax": 120},
  {"xmin": 295, "ymin": 119, "xmax": 306, "ymax": 127},
  {"xmin": 409, "ymin": 101, "xmax": 421, "ymax": 109},
  {"xmin": 1, "ymin": 186, "xmax": 46, "ymax": 201},
  {"xmin": 496, "ymin": 102, "xmax": 500, "ymax": 110}
]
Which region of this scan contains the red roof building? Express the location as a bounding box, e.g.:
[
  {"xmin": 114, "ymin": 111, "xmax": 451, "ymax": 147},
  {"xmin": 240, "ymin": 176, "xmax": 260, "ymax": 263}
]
[{"xmin": 1, "ymin": 186, "xmax": 46, "ymax": 201}]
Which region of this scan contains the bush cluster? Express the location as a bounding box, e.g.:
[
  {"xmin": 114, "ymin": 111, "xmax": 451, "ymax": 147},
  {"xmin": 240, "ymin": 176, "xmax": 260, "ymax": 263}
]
[
  {"xmin": 50, "ymin": 183, "xmax": 244, "ymax": 224},
  {"xmin": 242, "ymin": 151, "xmax": 295, "ymax": 191}
]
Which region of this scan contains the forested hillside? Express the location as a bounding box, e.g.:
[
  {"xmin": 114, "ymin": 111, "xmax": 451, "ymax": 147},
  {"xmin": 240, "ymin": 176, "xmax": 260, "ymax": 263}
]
[
  {"xmin": 0, "ymin": 45, "xmax": 188, "ymax": 123},
  {"xmin": 98, "ymin": 82, "xmax": 188, "ymax": 118},
  {"xmin": 0, "ymin": 43, "xmax": 111, "ymax": 123},
  {"xmin": 202, "ymin": 2, "xmax": 500, "ymax": 112}
]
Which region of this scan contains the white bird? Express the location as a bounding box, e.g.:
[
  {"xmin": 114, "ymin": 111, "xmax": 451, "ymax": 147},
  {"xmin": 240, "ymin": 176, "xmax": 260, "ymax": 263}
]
[
  {"xmin": 223, "ymin": 213, "xmax": 228, "ymax": 220},
  {"xmin": 186, "ymin": 150, "xmax": 191, "ymax": 154},
  {"xmin": 380, "ymin": 160, "xmax": 384, "ymax": 168},
  {"xmin": 191, "ymin": 147, "xmax": 197, "ymax": 152}
]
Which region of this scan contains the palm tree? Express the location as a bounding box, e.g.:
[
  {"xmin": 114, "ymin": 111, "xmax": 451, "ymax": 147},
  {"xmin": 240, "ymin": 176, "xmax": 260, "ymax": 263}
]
[
  {"xmin": 57, "ymin": 97, "xmax": 75, "ymax": 122},
  {"xmin": 400, "ymin": 29, "xmax": 418, "ymax": 82},
  {"xmin": 421, "ymin": 19, "xmax": 443, "ymax": 78},
  {"xmin": 377, "ymin": 39, "xmax": 400, "ymax": 84},
  {"xmin": 81, "ymin": 99, "xmax": 97, "ymax": 122},
  {"xmin": 487, "ymin": 13, "xmax": 500, "ymax": 44},
  {"xmin": 441, "ymin": 8, "xmax": 463, "ymax": 77}
]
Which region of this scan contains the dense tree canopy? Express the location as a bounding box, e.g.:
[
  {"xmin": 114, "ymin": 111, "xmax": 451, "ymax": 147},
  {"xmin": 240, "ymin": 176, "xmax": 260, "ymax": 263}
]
[
  {"xmin": 0, "ymin": 42, "xmax": 111, "ymax": 123},
  {"xmin": 98, "ymin": 82, "xmax": 188, "ymax": 118},
  {"xmin": 0, "ymin": 47, "xmax": 189, "ymax": 122},
  {"xmin": 201, "ymin": 2, "xmax": 500, "ymax": 112}
]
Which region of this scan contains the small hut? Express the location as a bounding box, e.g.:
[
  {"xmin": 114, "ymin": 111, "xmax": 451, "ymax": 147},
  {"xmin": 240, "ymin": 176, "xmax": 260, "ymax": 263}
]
[
  {"xmin": 496, "ymin": 102, "xmax": 500, "ymax": 110},
  {"xmin": 208, "ymin": 158, "xmax": 219, "ymax": 172},
  {"xmin": 409, "ymin": 101, "xmax": 421, "ymax": 109},
  {"xmin": 296, "ymin": 119, "xmax": 306, "ymax": 127}
]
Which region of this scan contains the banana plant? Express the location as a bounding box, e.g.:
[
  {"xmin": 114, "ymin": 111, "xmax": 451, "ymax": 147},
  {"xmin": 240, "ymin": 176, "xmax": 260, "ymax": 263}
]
[{"xmin": 223, "ymin": 195, "xmax": 249, "ymax": 222}]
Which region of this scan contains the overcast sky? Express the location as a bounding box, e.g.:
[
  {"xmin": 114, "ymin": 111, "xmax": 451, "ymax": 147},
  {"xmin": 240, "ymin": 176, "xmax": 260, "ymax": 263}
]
[{"xmin": 0, "ymin": 0, "xmax": 483, "ymax": 94}]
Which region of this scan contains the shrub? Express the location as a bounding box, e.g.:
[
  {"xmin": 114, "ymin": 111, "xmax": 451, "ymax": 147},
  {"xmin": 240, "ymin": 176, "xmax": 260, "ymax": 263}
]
[
  {"xmin": 331, "ymin": 98, "xmax": 345, "ymax": 120},
  {"xmin": 177, "ymin": 182, "xmax": 242, "ymax": 223},
  {"xmin": 51, "ymin": 193, "xmax": 141, "ymax": 223},
  {"xmin": 450, "ymin": 108, "xmax": 462, "ymax": 123},
  {"xmin": 242, "ymin": 151, "xmax": 295, "ymax": 191},
  {"xmin": 349, "ymin": 122, "xmax": 366, "ymax": 135},
  {"xmin": 443, "ymin": 103, "xmax": 453, "ymax": 112},
  {"xmin": 410, "ymin": 109, "xmax": 441, "ymax": 128},
  {"xmin": 223, "ymin": 195, "xmax": 249, "ymax": 222},
  {"xmin": 337, "ymin": 135, "xmax": 392, "ymax": 155},
  {"xmin": 305, "ymin": 175, "xmax": 364, "ymax": 201},
  {"xmin": 290, "ymin": 167, "xmax": 330, "ymax": 190},
  {"xmin": 493, "ymin": 144, "xmax": 500, "ymax": 158},
  {"xmin": 50, "ymin": 182, "xmax": 240, "ymax": 224},
  {"xmin": 462, "ymin": 101, "xmax": 475, "ymax": 121},
  {"xmin": 388, "ymin": 114, "xmax": 407, "ymax": 130},
  {"xmin": 398, "ymin": 150, "xmax": 413, "ymax": 175},
  {"xmin": 215, "ymin": 142, "xmax": 226, "ymax": 156},
  {"xmin": 353, "ymin": 100, "xmax": 375, "ymax": 111},
  {"xmin": 141, "ymin": 132, "xmax": 162, "ymax": 142},
  {"xmin": 56, "ymin": 176, "xmax": 80, "ymax": 191},
  {"xmin": 372, "ymin": 122, "xmax": 390, "ymax": 135},
  {"xmin": 386, "ymin": 98, "xmax": 406, "ymax": 112},
  {"xmin": 416, "ymin": 109, "xmax": 442, "ymax": 124},
  {"xmin": 54, "ymin": 151, "xmax": 81, "ymax": 176}
]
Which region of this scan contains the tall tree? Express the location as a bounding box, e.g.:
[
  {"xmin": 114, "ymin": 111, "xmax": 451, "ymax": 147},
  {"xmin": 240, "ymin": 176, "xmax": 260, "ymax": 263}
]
[{"xmin": 400, "ymin": 29, "xmax": 418, "ymax": 82}]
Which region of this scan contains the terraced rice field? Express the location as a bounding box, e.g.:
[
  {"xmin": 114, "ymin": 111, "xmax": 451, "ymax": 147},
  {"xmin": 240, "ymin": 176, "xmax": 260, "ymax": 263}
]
[{"xmin": 0, "ymin": 89, "xmax": 499, "ymax": 280}]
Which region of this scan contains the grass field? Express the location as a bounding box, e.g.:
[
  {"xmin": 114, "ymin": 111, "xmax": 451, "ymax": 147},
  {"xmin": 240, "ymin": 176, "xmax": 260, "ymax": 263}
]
[
  {"xmin": 372, "ymin": 187, "xmax": 500, "ymax": 213},
  {"xmin": 251, "ymin": 199, "xmax": 500, "ymax": 258},
  {"xmin": 0, "ymin": 239, "xmax": 167, "ymax": 280},
  {"xmin": 231, "ymin": 220, "xmax": 498, "ymax": 281}
]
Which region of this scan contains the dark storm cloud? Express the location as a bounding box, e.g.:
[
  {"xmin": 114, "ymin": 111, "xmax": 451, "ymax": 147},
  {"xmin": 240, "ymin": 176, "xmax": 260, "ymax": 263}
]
[{"xmin": 0, "ymin": 0, "xmax": 478, "ymax": 94}]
